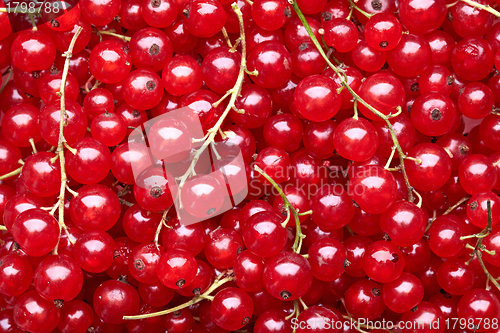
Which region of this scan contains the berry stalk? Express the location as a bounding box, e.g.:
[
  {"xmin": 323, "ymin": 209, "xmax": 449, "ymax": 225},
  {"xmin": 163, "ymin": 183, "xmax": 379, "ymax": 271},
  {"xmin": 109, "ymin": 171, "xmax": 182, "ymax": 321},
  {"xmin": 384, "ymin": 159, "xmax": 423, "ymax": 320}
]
[
  {"xmin": 51, "ymin": 26, "xmax": 83, "ymax": 252},
  {"xmin": 288, "ymin": 0, "xmax": 416, "ymax": 202}
]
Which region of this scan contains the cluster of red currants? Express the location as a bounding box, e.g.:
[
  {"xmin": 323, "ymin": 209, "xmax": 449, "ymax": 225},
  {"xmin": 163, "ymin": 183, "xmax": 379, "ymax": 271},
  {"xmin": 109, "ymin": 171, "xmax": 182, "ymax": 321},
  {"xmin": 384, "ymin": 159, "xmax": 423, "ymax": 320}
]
[{"xmin": 1, "ymin": 0, "xmax": 500, "ymax": 332}]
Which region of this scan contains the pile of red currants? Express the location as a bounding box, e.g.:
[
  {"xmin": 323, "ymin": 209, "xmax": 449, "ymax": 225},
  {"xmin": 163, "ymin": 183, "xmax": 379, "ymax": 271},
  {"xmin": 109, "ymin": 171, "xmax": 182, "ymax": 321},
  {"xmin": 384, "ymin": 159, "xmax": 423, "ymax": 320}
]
[{"xmin": 1, "ymin": 0, "xmax": 500, "ymax": 332}]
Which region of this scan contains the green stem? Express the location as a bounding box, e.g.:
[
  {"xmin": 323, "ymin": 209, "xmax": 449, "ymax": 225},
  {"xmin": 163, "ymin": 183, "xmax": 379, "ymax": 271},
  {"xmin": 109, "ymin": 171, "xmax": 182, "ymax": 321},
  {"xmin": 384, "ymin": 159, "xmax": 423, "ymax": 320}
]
[
  {"xmin": 346, "ymin": 0, "xmax": 374, "ymax": 18},
  {"xmin": 0, "ymin": 166, "xmax": 22, "ymax": 180},
  {"xmin": 176, "ymin": 4, "xmax": 249, "ymax": 207},
  {"xmin": 123, "ymin": 276, "xmax": 234, "ymax": 320},
  {"xmin": 0, "ymin": 225, "xmax": 7, "ymax": 231},
  {"xmin": 460, "ymin": 0, "xmax": 500, "ymax": 17},
  {"xmin": 289, "ymin": 0, "xmax": 415, "ymax": 202},
  {"xmin": 254, "ymin": 165, "xmax": 305, "ymax": 253},
  {"xmin": 95, "ymin": 30, "xmax": 131, "ymax": 42}
]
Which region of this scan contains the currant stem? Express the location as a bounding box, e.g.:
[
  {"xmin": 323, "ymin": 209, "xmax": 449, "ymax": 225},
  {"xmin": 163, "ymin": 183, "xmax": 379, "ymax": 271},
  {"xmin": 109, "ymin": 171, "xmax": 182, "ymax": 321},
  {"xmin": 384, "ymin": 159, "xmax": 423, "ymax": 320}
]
[
  {"xmin": 176, "ymin": 4, "xmax": 250, "ymax": 207},
  {"xmin": 460, "ymin": 0, "xmax": 500, "ymax": 17},
  {"xmin": 123, "ymin": 276, "xmax": 234, "ymax": 320},
  {"xmin": 51, "ymin": 26, "xmax": 83, "ymax": 253},
  {"xmin": 29, "ymin": 138, "xmax": 37, "ymax": 154},
  {"xmin": 463, "ymin": 201, "xmax": 500, "ymax": 291},
  {"xmin": 413, "ymin": 189, "xmax": 422, "ymax": 209},
  {"xmin": 0, "ymin": 69, "xmax": 12, "ymax": 94},
  {"xmin": 221, "ymin": 27, "xmax": 233, "ymax": 48},
  {"xmin": 289, "ymin": 0, "xmax": 415, "ymax": 202},
  {"xmin": 346, "ymin": 0, "xmax": 374, "ymax": 18},
  {"xmin": 253, "ymin": 165, "xmax": 305, "ymax": 253},
  {"xmin": 425, "ymin": 196, "xmax": 470, "ymax": 232},
  {"xmin": 384, "ymin": 146, "xmax": 397, "ymax": 170},
  {"xmin": 95, "ymin": 30, "xmax": 131, "ymax": 42},
  {"xmin": 154, "ymin": 209, "xmax": 170, "ymax": 249},
  {"xmin": 0, "ymin": 225, "xmax": 7, "ymax": 231},
  {"xmin": 0, "ymin": 166, "xmax": 23, "ymax": 180}
]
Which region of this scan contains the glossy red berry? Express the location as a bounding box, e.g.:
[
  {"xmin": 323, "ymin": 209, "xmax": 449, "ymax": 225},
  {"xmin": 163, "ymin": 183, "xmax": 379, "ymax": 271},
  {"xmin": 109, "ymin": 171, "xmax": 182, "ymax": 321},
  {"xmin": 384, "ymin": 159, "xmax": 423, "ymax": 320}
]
[
  {"xmin": 13, "ymin": 290, "xmax": 61, "ymax": 333},
  {"xmin": 364, "ymin": 13, "xmax": 402, "ymax": 51},
  {"xmin": 0, "ymin": 254, "xmax": 33, "ymax": 297},
  {"xmin": 428, "ymin": 214, "xmax": 467, "ymax": 258},
  {"xmin": 410, "ymin": 92, "xmax": 457, "ymax": 137},
  {"xmin": 11, "ymin": 30, "xmax": 56, "ymax": 72},
  {"xmin": 183, "ymin": 0, "xmax": 227, "ymax": 37},
  {"xmin": 436, "ymin": 258, "xmax": 474, "ymax": 296},
  {"xmin": 380, "ymin": 201, "xmax": 426, "ymax": 247},
  {"xmin": 243, "ymin": 211, "xmax": 287, "ymax": 258},
  {"xmin": 398, "ymin": 0, "xmax": 446, "ymax": 34},
  {"xmin": 452, "ymin": 37, "xmax": 494, "ymax": 82},
  {"xmin": 457, "ymin": 289, "xmax": 500, "ymax": 331},
  {"xmin": 12, "ymin": 209, "xmax": 60, "ymax": 257},
  {"xmin": 362, "ymin": 240, "xmax": 404, "ymax": 283},
  {"xmin": 211, "ymin": 287, "xmax": 253, "ymax": 331},
  {"xmin": 344, "ymin": 279, "xmax": 385, "ymax": 319},
  {"xmin": 89, "ymin": 40, "xmax": 132, "ymax": 84},
  {"xmin": 73, "ymin": 230, "xmax": 115, "ymax": 273},
  {"xmin": 157, "ymin": 248, "xmax": 197, "ymax": 289},
  {"xmin": 404, "ymin": 143, "xmax": 452, "ymax": 192},
  {"xmin": 334, "ymin": 117, "xmax": 379, "ymax": 162},
  {"xmin": 93, "ymin": 279, "xmax": 140, "ymax": 324},
  {"xmin": 308, "ymin": 238, "xmax": 346, "ymax": 282},
  {"xmin": 247, "ymin": 41, "xmax": 293, "ymax": 89},
  {"xmin": 2, "ymin": 103, "xmax": 42, "ymax": 147},
  {"xmin": 34, "ymin": 254, "xmax": 83, "ymax": 302},
  {"xmin": 382, "ymin": 272, "xmax": 424, "ymax": 313},
  {"xmin": 263, "ymin": 251, "xmax": 313, "ymax": 301},
  {"xmin": 357, "ymin": 72, "xmax": 405, "ymax": 121},
  {"xmin": 348, "ymin": 165, "xmax": 397, "ymax": 215},
  {"xmin": 39, "ymin": 100, "xmax": 87, "ymax": 147},
  {"xmin": 387, "ymin": 33, "xmax": 432, "ymax": 77},
  {"xmin": 294, "ymin": 75, "xmax": 341, "ymax": 122},
  {"xmin": 459, "ymin": 154, "xmax": 498, "ymax": 195},
  {"xmin": 66, "ymin": 137, "xmax": 112, "ymax": 184}
]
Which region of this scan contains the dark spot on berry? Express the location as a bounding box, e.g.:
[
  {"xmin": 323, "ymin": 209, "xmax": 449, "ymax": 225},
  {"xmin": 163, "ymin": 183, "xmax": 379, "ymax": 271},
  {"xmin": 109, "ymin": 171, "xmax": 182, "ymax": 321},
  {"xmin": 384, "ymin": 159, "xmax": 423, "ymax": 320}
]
[
  {"xmin": 25, "ymin": 93, "xmax": 33, "ymax": 98},
  {"xmin": 280, "ymin": 291, "xmax": 292, "ymax": 299},
  {"xmin": 193, "ymin": 288, "xmax": 201, "ymax": 296},
  {"xmin": 372, "ymin": 288, "xmax": 380, "ymax": 297},
  {"xmin": 459, "ymin": 144, "xmax": 470, "ymax": 155},
  {"xmin": 32, "ymin": 71, "xmax": 41, "ymax": 79},
  {"xmin": 237, "ymin": 247, "xmax": 243, "ymax": 255},
  {"xmin": 411, "ymin": 306, "xmax": 418, "ymax": 312},
  {"xmin": 113, "ymin": 251, "xmax": 121, "ymax": 259},
  {"xmin": 411, "ymin": 82, "xmax": 419, "ymax": 92},
  {"xmin": 150, "ymin": 43, "xmax": 160, "ymax": 55},
  {"xmin": 447, "ymin": 76, "xmax": 455, "ymax": 86},
  {"xmin": 344, "ymin": 259, "xmax": 350, "ymax": 268},
  {"xmin": 352, "ymin": 201, "xmax": 360, "ymax": 208},
  {"xmin": 391, "ymin": 253, "xmax": 399, "ymax": 263},
  {"xmin": 0, "ymin": 260, "xmax": 2, "ymax": 266},
  {"xmin": 299, "ymin": 43, "xmax": 308, "ymax": 50},
  {"xmin": 431, "ymin": 109, "xmax": 441, "ymax": 120},
  {"xmin": 176, "ymin": 279, "xmax": 186, "ymax": 287},
  {"xmin": 12, "ymin": 242, "xmax": 20, "ymax": 251},
  {"xmin": 470, "ymin": 201, "xmax": 478, "ymax": 211},
  {"xmin": 151, "ymin": 0, "xmax": 160, "ymax": 7},
  {"xmin": 447, "ymin": 11, "xmax": 453, "ymax": 21},
  {"xmin": 407, "ymin": 104, "xmax": 412, "ymax": 112},
  {"xmin": 135, "ymin": 259, "xmax": 144, "ymax": 270},
  {"xmin": 51, "ymin": 19, "xmax": 60, "ymax": 27},
  {"xmin": 119, "ymin": 275, "xmax": 129, "ymax": 284},
  {"xmin": 132, "ymin": 110, "xmax": 141, "ymax": 117},
  {"xmin": 207, "ymin": 207, "xmax": 216, "ymax": 215},
  {"xmin": 379, "ymin": 41, "xmax": 388, "ymax": 49},
  {"xmin": 384, "ymin": 233, "xmax": 391, "ymax": 241},
  {"xmin": 371, "ymin": 0, "xmax": 382, "ymax": 10},
  {"xmin": 242, "ymin": 317, "xmax": 250, "ymax": 325},
  {"xmin": 54, "ymin": 299, "xmax": 64, "ymax": 309},
  {"xmin": 280, "ymin": 205, "xmax": 288, "ymax": 216},
  {"xmin": 146, "ymin": 80, "xmax": 156, "ymax": 91},
  {"xmin": 87, "ymin": 327, "xmax": 95, "ymax": 333},
  {"xmin": 123, "ymin": 45, "xmax": 130, "ymax": 54},
  {"xmin": 150, "ymin": 186, "xmax": 162, "ymax": 198},
  {"xmin": 459, "ymin": 88, "xmax": 465, "ymax": 95},
  {"xmin": 284, "ymin": 7, "xmax": 291, "ymax": 18},
  {"xmin": 183, "ymin": 8, "xmax": 190, "ymax": 19},
  {"xmin": 322, "ymin": 11, "xmax": 332, "ymax": 21},
  {"xmin": 173, "ymin": 311, "xmax": 181, "ymax": 317}
]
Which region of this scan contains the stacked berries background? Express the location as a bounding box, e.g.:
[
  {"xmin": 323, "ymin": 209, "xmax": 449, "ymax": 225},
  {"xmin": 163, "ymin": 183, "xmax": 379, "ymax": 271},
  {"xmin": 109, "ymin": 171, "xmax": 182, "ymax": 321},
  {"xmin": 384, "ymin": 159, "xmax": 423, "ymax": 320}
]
[{"xmin": 1, "ymin": 0, "xmax": 500, "ymax": 332}]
